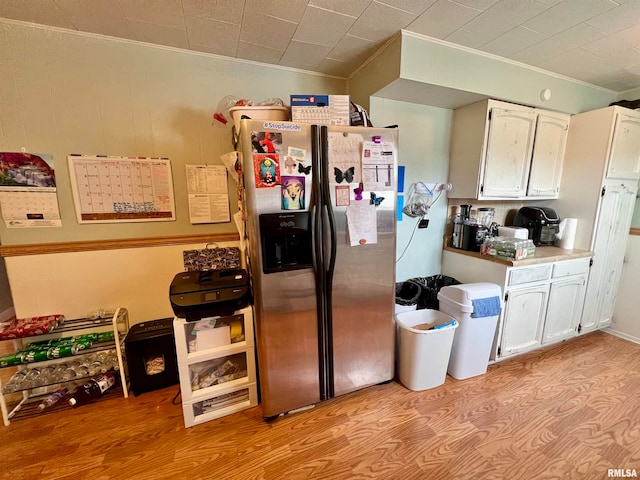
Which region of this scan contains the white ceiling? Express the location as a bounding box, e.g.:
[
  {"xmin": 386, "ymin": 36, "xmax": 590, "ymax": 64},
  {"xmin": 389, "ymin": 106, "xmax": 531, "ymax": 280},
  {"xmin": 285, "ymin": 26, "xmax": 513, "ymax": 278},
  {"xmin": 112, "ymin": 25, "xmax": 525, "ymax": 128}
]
[{"xmin": 2, "ymin": 0, "xmax": 640, "ymax": 94}]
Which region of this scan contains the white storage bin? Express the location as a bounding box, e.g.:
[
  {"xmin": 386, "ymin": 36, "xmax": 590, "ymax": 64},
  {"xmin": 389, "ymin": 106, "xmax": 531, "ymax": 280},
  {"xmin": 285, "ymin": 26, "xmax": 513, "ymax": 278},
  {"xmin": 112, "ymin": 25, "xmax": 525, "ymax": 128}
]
[
  {"xmin": 182, "ymin": 383, "xmax": 258, "ymax": 428},
  {"xmin": 229, "ymin": 105, "xmax": 290, "ymax": 129},
  {"xmin": 438, "ymin": 283, "xmax": 502, "ymax": 380},
  {"xmin": 395, "ymin": 310, "xmax": 458, "ymax": 391}
]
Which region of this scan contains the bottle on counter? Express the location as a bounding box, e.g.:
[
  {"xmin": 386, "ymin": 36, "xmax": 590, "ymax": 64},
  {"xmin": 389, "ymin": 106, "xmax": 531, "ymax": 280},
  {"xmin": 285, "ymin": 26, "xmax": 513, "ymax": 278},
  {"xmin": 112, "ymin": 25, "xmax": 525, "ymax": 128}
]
[
  {"xmin": 38, "ymin": 387, "xmax": 69, "ymax": 410},
  {"xmin": 67, "ymin": 371, "xmax": 119, "ymax": 407}
]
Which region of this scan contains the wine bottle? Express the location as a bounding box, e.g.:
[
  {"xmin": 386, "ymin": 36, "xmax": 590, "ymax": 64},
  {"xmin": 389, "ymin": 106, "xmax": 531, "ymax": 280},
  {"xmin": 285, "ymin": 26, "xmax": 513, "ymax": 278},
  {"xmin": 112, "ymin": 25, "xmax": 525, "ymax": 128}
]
[{"xmin": 67, "ymin": 372, "xmax": 119, "ymax": 407}]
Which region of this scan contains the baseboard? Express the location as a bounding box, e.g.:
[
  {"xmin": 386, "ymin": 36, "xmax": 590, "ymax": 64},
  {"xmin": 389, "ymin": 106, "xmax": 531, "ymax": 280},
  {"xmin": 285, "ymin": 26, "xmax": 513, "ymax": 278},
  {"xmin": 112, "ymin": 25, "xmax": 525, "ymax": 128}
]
[
  {"xmin": 0, "ymin": 307, "xmax": 15, "ymax": 323},
  {"xmin": 603, "ymin": 327, "xmax": 640, "ymax": 345}
]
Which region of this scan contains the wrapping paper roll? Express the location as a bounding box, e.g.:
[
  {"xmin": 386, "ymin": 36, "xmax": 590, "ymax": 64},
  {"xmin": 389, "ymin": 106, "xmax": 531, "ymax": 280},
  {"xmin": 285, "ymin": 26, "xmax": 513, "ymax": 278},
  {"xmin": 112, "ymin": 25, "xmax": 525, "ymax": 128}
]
[{"xmin": 557, "ymin": 218, "xmax": 577, "ymax": 249}]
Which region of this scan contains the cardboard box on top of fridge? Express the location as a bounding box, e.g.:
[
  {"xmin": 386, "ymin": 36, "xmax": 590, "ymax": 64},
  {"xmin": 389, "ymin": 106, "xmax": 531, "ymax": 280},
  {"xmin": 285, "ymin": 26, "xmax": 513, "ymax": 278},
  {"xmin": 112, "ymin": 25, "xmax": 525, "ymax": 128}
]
[{"xmin": 290, "ymin": 95, "xmax": 350, "ymax": 126}]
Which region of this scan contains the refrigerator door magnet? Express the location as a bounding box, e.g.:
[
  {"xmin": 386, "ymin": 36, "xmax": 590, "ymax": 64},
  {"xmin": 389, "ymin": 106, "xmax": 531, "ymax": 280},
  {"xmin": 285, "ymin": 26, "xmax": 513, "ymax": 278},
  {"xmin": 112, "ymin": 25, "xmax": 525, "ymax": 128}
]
[
  {"xmin": 335, "ymin": 185, "xmax": 350, "ymax": 206},
  {"xmin": 253, "ymin": 154, "xmax": 280, "ymax": 188},
  {"xmin": 281, "ymin": 176, "xmax": 305, "ymax": 210}
]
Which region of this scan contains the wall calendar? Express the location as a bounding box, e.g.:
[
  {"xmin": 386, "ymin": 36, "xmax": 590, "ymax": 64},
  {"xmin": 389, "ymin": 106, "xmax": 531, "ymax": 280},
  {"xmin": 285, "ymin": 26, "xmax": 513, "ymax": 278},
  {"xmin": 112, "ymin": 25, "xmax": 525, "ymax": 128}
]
[{"xmin": 68, "ymin": 155, "xmax": 175, "ymax": 223}]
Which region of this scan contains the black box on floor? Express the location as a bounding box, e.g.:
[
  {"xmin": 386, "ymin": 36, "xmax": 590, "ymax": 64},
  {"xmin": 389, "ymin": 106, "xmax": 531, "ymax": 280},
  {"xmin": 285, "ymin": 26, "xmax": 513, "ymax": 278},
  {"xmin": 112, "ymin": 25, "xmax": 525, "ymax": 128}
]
[{"xmin": 125, "ymin": 318, "xmax": 178, "ymax": 396}]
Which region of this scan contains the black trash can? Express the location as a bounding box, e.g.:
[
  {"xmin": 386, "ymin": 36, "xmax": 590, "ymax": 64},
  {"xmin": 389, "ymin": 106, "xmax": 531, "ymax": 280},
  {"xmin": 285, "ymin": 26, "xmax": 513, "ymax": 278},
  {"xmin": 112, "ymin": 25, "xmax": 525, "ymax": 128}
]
[
  {"xmin": 409, "ymin": 275, "xmax": 461, "ymax": 310},
  {"xmin": 395, "ymin": 280, "xmax": 423, "ymax": 313}
]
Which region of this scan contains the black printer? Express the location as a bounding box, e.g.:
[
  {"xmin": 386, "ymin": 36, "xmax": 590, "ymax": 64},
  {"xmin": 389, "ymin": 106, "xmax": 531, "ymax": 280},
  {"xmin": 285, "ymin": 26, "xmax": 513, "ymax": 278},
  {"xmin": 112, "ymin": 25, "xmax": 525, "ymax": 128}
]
[{"xmin": 169, "ymin": 268, "xmax": 250, "ymax": 321}]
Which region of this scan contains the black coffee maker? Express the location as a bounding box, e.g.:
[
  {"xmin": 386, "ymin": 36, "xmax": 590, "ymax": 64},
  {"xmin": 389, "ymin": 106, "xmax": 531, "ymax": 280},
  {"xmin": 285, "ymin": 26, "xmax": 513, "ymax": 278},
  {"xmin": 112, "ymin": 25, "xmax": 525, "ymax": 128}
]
[{"xmin": 514, "ymin": 206, "xmax": 560, "ymax": 246}]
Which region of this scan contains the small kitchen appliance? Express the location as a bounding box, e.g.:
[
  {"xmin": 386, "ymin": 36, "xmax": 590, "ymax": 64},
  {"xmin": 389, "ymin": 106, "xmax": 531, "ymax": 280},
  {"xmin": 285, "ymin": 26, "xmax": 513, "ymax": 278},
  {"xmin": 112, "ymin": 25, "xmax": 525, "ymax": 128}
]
[{"xmin": 513, "ymin": 206, "xmax": 560, "ymax": 246}]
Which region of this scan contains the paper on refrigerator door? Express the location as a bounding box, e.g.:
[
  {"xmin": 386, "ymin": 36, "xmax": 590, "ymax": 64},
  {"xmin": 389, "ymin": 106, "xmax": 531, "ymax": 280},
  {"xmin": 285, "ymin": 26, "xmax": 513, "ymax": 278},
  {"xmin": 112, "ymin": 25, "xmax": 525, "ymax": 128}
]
[
  {"xmin": 220, "ymin": 151, "xmax": 242, "ymax": 184},
  {"xmin": 361, "ymin": 141, "xmax": 395, "ymax": 191},
  {"xmin": 328, "ymin": 132, "xmax": 363, "ymax": 184},
  {"xmin": 346, "ymin": 202, "xmax": 377, "ymax": 246}
]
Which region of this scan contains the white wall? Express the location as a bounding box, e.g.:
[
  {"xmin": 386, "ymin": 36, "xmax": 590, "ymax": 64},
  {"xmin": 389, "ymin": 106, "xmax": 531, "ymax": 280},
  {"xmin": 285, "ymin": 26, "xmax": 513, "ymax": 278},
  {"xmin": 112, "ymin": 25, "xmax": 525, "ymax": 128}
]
[
  {"xmin": 4, "ymin": 241, "xmax": 237, "ymax": 323},
  {"xmin": 609, "ymin": 235, "xmax": 640, "ymax": 343},
  {"xmin": 369, "ymin": 97, "xmax": 452, "ymax": 282}
]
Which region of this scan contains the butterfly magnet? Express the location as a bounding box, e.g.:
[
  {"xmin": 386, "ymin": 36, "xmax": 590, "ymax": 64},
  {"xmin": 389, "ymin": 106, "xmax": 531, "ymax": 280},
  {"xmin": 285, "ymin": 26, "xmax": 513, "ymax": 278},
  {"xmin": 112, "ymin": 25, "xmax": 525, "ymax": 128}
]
[
  {"xmin": 370, "ymin": 192, "xmax": 385, "ymax": 207},
  {"xmin": 298, "ymin": 163, "xmax": 312, "ymax": 175},
  {"xmin": 334, "ymin": 166, "xmax": 355, "ymax": 184}
]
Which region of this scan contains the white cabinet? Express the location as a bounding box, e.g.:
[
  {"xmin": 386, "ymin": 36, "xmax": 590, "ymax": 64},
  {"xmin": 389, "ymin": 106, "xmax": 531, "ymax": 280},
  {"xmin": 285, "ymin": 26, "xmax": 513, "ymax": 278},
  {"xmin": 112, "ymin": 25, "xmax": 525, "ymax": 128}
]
[
  {"xmin": 442, "ymin": 250, "xmax": 591, "ymax": 361},
  {"xmin": 173, "ymin": 306, "xmax": 257, "ymax": 428},
  {"xmin": 555, "ymin": 106, "xmax": 640, "ymax": 333},
  {"xmin": 500, "ymin": 284, "xmax": 548, "ymax": 357},
  {"xmin": 448, "ymin": 99, "xmax": 569, "ymax": 200},
  {"xmin": 607, "ymin": 112, "xmax": 640, "ymax": 179},
  {"xmin": 579, "ymin": 181, "xmax": 636, "ymax": 332},
  {"xmin": 482, "ymin": 104, "xmax": 537, "ymax": 198},
  {"xmin": 543, "ymin": 260, "xmax": 589, "ymax": 344},
  {"xmin": 528, "ymin": 110, "xmax": 570, "ymax": 197}
]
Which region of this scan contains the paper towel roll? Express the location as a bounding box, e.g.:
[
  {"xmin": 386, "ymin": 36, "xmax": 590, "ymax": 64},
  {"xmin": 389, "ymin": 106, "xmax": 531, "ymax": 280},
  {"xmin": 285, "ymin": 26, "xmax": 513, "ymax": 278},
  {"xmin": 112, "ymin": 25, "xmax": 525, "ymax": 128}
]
[{"xmin": 557, "ymin": 218, "xmax": 577, "ymax": 249}]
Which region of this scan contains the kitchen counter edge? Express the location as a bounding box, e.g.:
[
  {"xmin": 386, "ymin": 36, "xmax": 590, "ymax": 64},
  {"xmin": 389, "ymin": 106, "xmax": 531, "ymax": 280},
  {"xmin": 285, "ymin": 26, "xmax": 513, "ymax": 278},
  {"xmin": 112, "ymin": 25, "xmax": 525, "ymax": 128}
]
[{"xmin": 443, "ymin": 246, "xmax": 593, "ymax": 267}]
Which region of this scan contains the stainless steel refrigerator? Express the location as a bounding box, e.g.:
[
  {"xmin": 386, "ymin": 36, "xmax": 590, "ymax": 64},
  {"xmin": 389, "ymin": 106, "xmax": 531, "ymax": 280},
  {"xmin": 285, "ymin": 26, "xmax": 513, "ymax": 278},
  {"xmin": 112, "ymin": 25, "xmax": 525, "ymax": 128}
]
[{"xmin": 239, "ymin": 120, "xmax": 398, "ymax": 419}]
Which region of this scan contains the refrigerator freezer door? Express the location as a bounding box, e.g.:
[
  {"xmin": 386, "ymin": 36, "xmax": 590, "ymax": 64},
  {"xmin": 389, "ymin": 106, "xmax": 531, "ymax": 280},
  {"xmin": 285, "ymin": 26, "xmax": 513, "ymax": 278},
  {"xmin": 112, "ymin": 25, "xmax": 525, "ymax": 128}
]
[
  {"xmin": 325, "ymin": 126, "xmax": 397, "ymax": 396},
  {"xmin": 239, "ymin": 120, "xmax": 321, "ymax": 417}
]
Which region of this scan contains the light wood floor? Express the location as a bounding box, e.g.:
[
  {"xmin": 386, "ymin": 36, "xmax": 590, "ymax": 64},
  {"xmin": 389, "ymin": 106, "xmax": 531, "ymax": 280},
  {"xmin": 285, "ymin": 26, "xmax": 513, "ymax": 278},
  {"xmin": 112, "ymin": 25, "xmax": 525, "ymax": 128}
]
[{"xmin": 2, "ymin": 331, "xmax": 640, "ymax": 480}]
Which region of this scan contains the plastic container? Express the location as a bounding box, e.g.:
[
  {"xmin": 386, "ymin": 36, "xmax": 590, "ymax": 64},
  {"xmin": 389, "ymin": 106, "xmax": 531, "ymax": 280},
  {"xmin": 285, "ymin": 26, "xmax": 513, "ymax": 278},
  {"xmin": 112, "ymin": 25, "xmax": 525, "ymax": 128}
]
[
  {"xmin": 395, "ymin": 310, "xmax": 458, "ymax": 391},
  {"xmin": 229, "ymin": 105, "xmax": 290, "ymax": 129},
  {"xmin": 437, "ymin": 283, "xmax": 502, "ymax": 380}
]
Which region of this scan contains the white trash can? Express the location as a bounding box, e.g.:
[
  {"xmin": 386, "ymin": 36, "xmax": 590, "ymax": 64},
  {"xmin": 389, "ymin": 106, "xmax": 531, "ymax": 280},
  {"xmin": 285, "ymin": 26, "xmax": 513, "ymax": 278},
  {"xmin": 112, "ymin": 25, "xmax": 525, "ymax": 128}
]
[
  {"xmin": 437, "ymin": 283, "xmax": 502, "ymax": 380},
  {"xmin": 395, "ymin": 309, "xmax": 458, "ymax": 391}
]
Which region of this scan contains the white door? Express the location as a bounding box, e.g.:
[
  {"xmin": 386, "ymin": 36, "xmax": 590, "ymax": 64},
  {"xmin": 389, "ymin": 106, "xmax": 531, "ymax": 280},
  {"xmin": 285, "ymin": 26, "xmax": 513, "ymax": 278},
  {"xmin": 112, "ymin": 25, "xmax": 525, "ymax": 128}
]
[
  {"xmin": 542, "ymin": 276, "xmax": 585, "ymax": 344},
  {"xmin": 581, "ymin": 182, "xmax": 637, "ymax": 332},
  {"xmin": 527, "ymin": 111, "xmax": 569, "ymax": 197},
  {"xmin": 606, "ymin": 113, "xmax": 640, "ymax": 180},
  {"xmin": 481, "ymin": 107, "xmax": 537, "ymax": 198},
  {"xmin": 500, "ymin": 284, "xmax": 548, "ymax": 357}
]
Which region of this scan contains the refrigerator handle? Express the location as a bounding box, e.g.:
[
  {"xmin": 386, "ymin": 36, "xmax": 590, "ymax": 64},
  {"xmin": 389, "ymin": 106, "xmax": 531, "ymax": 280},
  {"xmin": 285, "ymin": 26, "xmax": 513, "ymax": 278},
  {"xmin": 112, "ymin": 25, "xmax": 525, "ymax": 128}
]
[
  {"xmin": 320, "ymin": 126, "xmax": 337, "ymax": 279},
  {"xmin": 320, "ymin": 126, "xmax": 336, "ymax": 399},
  {"xmin": 312, "ymin": 125, "xmax": 330, "ymax": 401}
]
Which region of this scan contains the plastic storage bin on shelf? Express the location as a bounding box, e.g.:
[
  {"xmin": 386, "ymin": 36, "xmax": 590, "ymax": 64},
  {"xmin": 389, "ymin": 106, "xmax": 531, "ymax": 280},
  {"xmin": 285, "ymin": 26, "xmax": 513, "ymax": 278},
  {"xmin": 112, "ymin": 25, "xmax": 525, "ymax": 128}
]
[
  {"xmin": 173, "ymin": 306, "xmax": 257, "ymax": 428},
  {"xmin": 395, "ymin": 310, "xmax": 458, "ymax": 391},
  {"xmin": 438, "ymin": 283, "xmax": 502, "ymax": 380},
  {"xmin": 229, "ymin": 105, "xmax": 289, "ymax": 129}
]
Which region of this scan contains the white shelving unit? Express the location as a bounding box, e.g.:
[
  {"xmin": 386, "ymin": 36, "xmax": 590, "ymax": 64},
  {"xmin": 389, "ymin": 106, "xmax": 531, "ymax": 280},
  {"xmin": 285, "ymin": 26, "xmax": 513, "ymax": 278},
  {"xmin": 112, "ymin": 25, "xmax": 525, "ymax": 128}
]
[
  {"xmin": 173, "ymin": 305, "xmax": 257, "ymax": 428},
  {"xmin": 0, "ymin": 308, "xmax": 130, "ymax": 426}
]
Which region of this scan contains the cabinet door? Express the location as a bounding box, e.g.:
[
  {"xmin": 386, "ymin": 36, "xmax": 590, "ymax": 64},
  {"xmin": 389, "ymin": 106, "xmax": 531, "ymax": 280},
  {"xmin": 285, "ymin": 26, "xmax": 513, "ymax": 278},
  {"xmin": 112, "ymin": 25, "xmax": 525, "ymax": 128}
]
[
  {"xmin": 500, "ymin": 284, "xmax": 548, "ymax": 357},
  {"xmin": 481, "ymin": 107, "xmax": 537, "ymax": 198},
  {"xmin": 606, "ymin": 113, "xmax": 640, "ymax": 180},
  {"xmin": 527, "ymin": 111, "xmax": 569, "ymax": 197},
  {"xmin": 542, "ymin": 276, "xmax": 585, "ymax": 344},
  {"xmin": 581, "ymin": 183, "xmax": 637, "ymax": 332}
]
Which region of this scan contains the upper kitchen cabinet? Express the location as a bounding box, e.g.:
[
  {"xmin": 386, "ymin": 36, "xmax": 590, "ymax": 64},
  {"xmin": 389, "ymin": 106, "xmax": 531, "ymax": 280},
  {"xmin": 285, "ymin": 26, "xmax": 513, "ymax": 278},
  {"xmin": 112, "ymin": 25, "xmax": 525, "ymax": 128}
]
[
  {"xmin": 448, "ymin": 99, "xmax": 569, "ymax": 200},
  {"xmin": 528, "ymin": 110, "xmax": 570, "ymax": 197},
  {"xmin": 606, "ymin": 109, "xmax": 640, "ymax": 179}
]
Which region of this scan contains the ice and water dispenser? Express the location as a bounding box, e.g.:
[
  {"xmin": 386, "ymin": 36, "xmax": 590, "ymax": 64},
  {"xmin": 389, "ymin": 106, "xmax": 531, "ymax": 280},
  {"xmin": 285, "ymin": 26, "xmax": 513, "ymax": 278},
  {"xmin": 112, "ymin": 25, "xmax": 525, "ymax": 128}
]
[{"xmin": 259, "ymin": 212, "xmax": 312, "ymax": 274}]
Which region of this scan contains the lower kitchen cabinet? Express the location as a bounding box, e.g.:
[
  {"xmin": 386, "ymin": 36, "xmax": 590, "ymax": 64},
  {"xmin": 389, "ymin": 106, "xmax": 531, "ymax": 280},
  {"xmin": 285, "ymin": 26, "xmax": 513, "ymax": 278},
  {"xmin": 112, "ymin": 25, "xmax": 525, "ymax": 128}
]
[
  {"xmin": 500, "ymin": 284, "xmax": 548, "ymax": 357},
  {"xmin": 442, "ymin": 250, "xmax": 591, "ymax": 362},
  {"xmin": 543, "ymin": 276, "xmax": 587, "ymax": 345}
]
